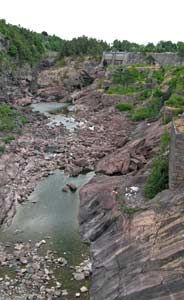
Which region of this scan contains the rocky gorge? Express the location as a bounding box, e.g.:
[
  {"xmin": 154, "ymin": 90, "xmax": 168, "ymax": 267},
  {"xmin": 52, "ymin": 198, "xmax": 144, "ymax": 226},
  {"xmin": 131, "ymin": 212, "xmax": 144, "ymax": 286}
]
[{"xmin": 1, "ymin": 50, "xmax": 184, "ymax": 300}]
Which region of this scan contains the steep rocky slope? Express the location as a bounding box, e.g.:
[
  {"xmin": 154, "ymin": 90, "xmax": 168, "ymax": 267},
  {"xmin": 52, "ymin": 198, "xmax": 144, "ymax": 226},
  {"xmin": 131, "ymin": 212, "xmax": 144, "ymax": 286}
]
[{"xmin": 1, "ymin": 36, "xmax": 184, "ymax": 299}]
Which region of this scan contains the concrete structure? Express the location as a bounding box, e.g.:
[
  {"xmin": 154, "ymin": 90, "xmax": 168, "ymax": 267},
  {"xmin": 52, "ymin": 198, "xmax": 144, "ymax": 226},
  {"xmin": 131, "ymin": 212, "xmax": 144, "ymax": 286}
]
[
  {"xmin": 102, "ymin": 52, "xmax": 184, "ymax": 67},
  {"xmin": 169, "ymin": 119, "xmax": 184, "ymax": 189}
]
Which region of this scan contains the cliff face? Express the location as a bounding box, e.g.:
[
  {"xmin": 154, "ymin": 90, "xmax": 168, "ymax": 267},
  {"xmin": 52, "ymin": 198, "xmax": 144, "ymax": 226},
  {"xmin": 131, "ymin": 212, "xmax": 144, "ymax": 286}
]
[
  {"xmin": 80, "ymin": 176, "xmax": 184, "ymax": 300},
  {"xmin": 79, "ymin": 114, "xmax": 184, "ymax": 300},
  {"xmin": 102, "ymin": 52, "xmax": 184, "ymax": 66}
]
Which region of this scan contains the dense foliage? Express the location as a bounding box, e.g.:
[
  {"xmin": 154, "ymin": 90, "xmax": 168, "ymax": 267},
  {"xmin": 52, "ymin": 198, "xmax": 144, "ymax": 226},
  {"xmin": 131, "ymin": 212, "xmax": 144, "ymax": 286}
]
[
  {"xmin": 144, "ymin": 156, "xmax": 169, "ymax": 199},
  {"xmin": 112, "ymin": 39, "xmax": 184, "ymax": 56},
  {"xmin": 59, "ymin": 36, "xmax": 109, "ymax": 58},
  {"xmin": 1, "ymin": 19, "xmax": 184, "ymax": 69},
  {"xmin": 107, "ymin": 65, "xmax": 184, "ymax": 121},
  {"xmin": 0, "ymin": 104, "xmax": 27, "ymax": 133},
  {"xmin": 0, "ymin": 19, "xmax": 63, "ymax": 65},
  {"xmin": 0, "ymin": 19, "xmax": 109, "ymax": 66},
  {"xmin": 116, "ymin": 102, "xmax": 133, "ymax": 111},
  {"xmin": 144, "ymin": 131, "xmax": 170, "ymax": 199}
]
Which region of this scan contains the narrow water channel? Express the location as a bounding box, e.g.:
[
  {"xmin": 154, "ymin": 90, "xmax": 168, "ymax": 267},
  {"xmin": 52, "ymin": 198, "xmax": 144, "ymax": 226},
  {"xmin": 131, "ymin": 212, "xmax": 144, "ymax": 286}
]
[
  {"xmin": 0, "ymin": 170, "xmax": 94, "ymax": 299},
  {"xmin": 31, "ymin": 102, "xmax": 78, "ymax": 130}
]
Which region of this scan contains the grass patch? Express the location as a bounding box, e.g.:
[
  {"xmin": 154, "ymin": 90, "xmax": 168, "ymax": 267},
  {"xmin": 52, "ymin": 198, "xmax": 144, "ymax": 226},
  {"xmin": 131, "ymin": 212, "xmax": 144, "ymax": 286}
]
[
  {"xmin": 2, "ymin": 135, "xmax": 15, "ymax": 144},
  {"xmin": 160, "ymin": 131, "xmax": 170, "ymax": 153},
  {"xmin": 165, "ymin": 94, "xmax": 184, "ymax": 108},
  {"xmin": 112, "ymin": 66, "xmax": 149, "ymax": 86},
  {"xmin": 144, "ymin": 156, "xmax": 169, "ymax": 199},
  {"xmin": 0, "ymin": 104, "xmax": 27, "ymax": 133},
  {"xmin": 0, "ymin": 145, "xmax": 5, "ymax": 154},
  {"xmin": 107, "ymin": 85, "xmax": 141, "ymax": 95},
  {"xmin": 132, "ymin": 97, "xmax": 163, "ymax": 121},
  {"xmin": 152, "ymin": 68, "xmax": 165, "ymax": 83},
  {"xmin": 138, "ymin": 89, "xmax": 152, "ymax": 101},
  {"xmin": 132, "ymin": 107, "xmax": 153, "ymax": 121},
  {"xmin": 144, "ymin": 131, "xmax": 170, "ymax": 199},
  {"xmin": 116, "ymin": 102, "xmax": 134, "ymax": 111},
  {"xmin": 115, "ymin": 193, "xmax": 142, "ymax": 215}
]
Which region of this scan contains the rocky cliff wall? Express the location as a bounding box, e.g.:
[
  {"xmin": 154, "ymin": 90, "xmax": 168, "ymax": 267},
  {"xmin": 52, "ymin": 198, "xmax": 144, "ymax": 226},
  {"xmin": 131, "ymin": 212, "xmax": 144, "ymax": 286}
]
[{"xmin": 80, "ymin": 176, "xmax": 184, "ymax": 300}]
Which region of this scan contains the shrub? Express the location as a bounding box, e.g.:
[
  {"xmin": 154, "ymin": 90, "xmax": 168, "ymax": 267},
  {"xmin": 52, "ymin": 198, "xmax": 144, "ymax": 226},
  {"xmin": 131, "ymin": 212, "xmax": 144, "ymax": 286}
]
[
  {"xmin": 144, "ymin": 131, "xmax": 170, "ymax": 199},
  {"xmin": 107, "ymin": 85, "xmax": 140, "ymax": 95},
  {"xmin": 165, "ymin": 94, "xmax": 184, "ymax": 108},
  {"xmin": 144, "ymin": 156, "xmax": 169, "ymax": 199},
  {"xmin": 0, "ymin": 145, "xmax": 5, "ymax": 154},
  {"xmin": 132, "ymin": 107, "xmax": 152, "ymax": 121},
  {"xmin": 0, "ymin": 104, "xmax": 27, "ymax": 133},
  {"xmin": 138, "ymin": 89, "xmax": 152, "ymax": 101},
  {"xmin": 160, "ymin": 131, "xmax": 170, "ymax": 153},
  {"xmin": 132, "ymin": 97, "xmax": 163, "ymax": 121},
  {"xmin": 153, "ymin": 88, "xmax": 164, "ymax": 98},
  {"xmin": 112, "ymin": 66, "xmax": 147, "ymax": 86},
  {"xmin": 152, "ymin": 68, "xmax": 165, "ymax": 83},
  {"xmin": 116, "ymin": 102, "xmax": 133, "ymax": 111},
  {"xmin": 3, "ymin": 135, "xmax": 14, "ymax": 144}
]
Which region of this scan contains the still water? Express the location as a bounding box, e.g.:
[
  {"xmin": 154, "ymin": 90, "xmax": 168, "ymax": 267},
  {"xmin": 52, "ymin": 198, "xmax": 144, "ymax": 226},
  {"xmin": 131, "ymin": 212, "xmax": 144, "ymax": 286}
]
[
  {"xmin": 0, "ymin": 171, "xmax": 94, "ymax": 299},
  {"xmin": 1, "ymin": 170, "xmax": 94, "ymax": 263},
  {"xmin": 31, "ymin": 102, "xmax": 78, "ymax": 131}
]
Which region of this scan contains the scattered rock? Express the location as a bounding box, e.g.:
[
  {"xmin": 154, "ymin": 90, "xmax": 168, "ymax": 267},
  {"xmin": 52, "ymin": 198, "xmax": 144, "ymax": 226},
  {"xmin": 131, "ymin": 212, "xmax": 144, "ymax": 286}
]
[
  {"xmin": 80, "ymin": 286, "xmax": 88, "ymax": 293},
  {"xmin": 62, "ymin": 186, "xmax": 69, "ymax": 192},
  {"xmin": 66, "ymin": 182, "xmax": 77, "ymax": 192},
  {"xmin": 62, "ymin": 289, "xmax": 68, "ymax": 296},
  {"xmin": 73, "ymin": 272, "xmax": 85, "ymax": 281},
  {"xmin": 35, "ymin": 240, "xmax": 46, "ymax": 248},
  {"xmin": 75, "ymin": 292, "xmax": 81, "ymax": 298}
]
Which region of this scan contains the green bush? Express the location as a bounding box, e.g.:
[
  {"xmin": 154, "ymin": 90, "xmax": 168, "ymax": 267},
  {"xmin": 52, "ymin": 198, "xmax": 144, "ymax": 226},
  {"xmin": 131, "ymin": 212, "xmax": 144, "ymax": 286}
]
[
  {"xmin": 165, "ymin": 94, "xmax": 184, "ymax": 108},
  {"xmin": 112, "ymin": 66, "xmax": 147, "ymax": 86},
  {"xmin": 116, "ymin": 102, "xmax": 134, "ymax": 111},
  {"xmin": 132, "ymin": 97, "xmax": 163, "ymax": 121},
  {"xmin": 131, "ymin": 107, "xmax": 152, "ymax": 121},
  {"xmin": 3, "ymin": 135, "xmax": 15, "ymax": 144},
  {"xmin": 0, "ymin": 145, "xmax": 5, "ymax": 154},
  {"xmin": 160, "ymin": 131, "xmax": 170, "ymax": 153},
  {"xmin": 144, "ymin": 156, "xmax": 169, "ymax": 199},
  {"xmin": 144, "ymin": 131, "xmax": 170, "ymax": 199},
  {"xmin": 107, "ymin": 85, "xmax": 141, "ymax": 95},
  {"xmin": 153, "ymin": 88, "xmax": 164, "ymax": 98},
  {"xmin": 152, "ymin": 68, "xmax": 165, "ymax": 83},
  {"xmin": 0, "ymin": 104, "xmax": 27, "ymax": 133},
  {"xmin": 138, "ymin": 89, "xmax": 152, "ymax": 101}
]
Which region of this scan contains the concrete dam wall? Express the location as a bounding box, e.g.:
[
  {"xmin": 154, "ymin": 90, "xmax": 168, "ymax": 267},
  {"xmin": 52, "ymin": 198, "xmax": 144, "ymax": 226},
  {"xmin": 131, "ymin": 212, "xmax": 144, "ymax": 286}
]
[{"xmin": 102, "ymin": 51, "xmax": 184, "ymax": 66}]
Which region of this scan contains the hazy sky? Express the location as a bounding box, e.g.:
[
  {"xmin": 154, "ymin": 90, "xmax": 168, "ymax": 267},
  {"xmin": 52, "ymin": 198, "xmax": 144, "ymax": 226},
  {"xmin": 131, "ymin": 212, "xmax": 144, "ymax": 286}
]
[{"xmin": 1, "ymin": 0, "xmax": 184, "ymax": 44}]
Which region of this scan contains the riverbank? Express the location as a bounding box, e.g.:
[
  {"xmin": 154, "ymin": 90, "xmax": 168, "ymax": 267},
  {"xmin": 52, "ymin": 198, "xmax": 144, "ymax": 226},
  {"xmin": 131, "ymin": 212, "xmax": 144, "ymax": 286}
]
[{"xmin": 2, "ymin": 60, "xmax": 184, "ymax": 300}]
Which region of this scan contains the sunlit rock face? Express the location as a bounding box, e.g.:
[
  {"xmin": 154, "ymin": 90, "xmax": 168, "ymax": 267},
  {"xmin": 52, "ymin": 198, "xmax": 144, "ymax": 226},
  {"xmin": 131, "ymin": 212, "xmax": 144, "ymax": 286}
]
[{"xmin": 80, "ymin": 175, "xmax": 184, "ymax": 300}]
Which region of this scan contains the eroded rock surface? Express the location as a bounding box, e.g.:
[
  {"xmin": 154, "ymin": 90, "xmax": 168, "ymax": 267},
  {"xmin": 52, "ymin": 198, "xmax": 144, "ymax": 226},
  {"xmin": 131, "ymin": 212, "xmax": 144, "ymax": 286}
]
[{"xmin": 80, "ymin": 176, "xmax": 184, "ymax": 300}]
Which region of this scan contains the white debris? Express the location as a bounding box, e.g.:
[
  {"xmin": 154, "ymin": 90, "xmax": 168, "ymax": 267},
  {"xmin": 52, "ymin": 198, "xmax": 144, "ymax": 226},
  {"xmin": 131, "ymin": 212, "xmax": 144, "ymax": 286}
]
[
  {"xmin": 75, "ymin": 292, "xmax": 81, "ymax": 298},
  {"xmin": 130, "ymin": 186, "xmax": 139, "ymax": 192},
  {"xmin": 80, "ymin": 286, "xmax": 88, "ymax": 293}
]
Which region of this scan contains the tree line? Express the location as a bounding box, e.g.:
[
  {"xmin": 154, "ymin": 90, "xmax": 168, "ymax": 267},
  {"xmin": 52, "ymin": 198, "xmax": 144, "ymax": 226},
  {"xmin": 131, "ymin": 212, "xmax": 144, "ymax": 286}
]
[{"xmin": 1, "ymin": 18, "xmax": 184, "ymax": 67}]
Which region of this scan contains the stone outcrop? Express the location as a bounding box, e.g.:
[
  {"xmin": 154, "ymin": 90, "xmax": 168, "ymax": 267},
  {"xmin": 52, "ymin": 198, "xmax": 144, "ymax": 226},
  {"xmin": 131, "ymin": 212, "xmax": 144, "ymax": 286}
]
[
  {"xmin": 80, "ymin": 176, "xmax": 184, "ymax": 300},
  {"xmin": 96, "ymin": 120, "xmax": 164, "ymax": 175},
  {"xmin": 0, "ymin": 63, "xmax": 33, "ymax": 101}
]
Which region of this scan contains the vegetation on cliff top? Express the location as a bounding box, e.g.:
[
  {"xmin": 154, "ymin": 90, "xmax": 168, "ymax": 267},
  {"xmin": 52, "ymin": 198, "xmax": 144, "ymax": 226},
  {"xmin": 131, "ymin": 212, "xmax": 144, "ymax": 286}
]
[
  {"xmin": 109, "ymin": 65, "xmax": 184, "ymax": 121},
  {"xmin": 1, "ymin": 18, "xmax": 184, "ymax": 70},
  {"xmin": 144, "ymin": 131, "xmax": 170, "ymax": 199},
  {"xmin": 112, "ymin": 40, "xmax": 184, "ymax": 56},
  {"xmin": 0, "ymin": 104, "xmax": 27, "ymax": 132},
  {"xmin": 0, "ymin": 19, "xmax": 109, "ymax": 67}
]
